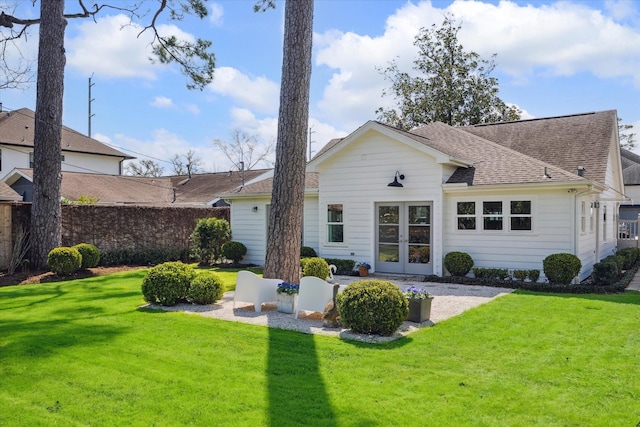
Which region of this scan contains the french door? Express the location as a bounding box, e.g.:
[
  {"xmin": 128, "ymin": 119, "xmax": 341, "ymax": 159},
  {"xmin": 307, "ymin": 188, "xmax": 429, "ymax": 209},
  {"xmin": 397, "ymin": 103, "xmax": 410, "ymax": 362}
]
[{"xmin": 376, "ymin": 202, "xmax": 432, "ymax": 275}]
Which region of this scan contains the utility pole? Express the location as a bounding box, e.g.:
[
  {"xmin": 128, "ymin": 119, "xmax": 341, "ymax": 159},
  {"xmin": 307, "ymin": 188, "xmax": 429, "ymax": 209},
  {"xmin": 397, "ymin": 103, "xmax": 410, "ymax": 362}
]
[
  {"xmin": 308, "ymin": 124, "xmax": 315, "ymax": 161},
  {"xmin": 88, "ymin": 74, "xmax": 95, "ymax": 137}
]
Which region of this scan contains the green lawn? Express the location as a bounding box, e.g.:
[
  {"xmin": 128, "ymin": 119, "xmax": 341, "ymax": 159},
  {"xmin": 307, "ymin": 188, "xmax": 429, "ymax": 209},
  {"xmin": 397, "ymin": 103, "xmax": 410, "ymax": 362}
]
[{"xmin": 1, "ymin": 268, "xmax": 640, "ymax": 426}]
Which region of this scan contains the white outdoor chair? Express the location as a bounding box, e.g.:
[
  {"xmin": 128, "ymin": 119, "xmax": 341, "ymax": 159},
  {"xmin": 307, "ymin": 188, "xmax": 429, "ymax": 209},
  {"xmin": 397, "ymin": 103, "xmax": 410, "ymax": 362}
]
[
  {"xmin": 295, "ymin": 276, "xmax": 336, "ymax": 319},
  {"xmin": 233, "ymin": 270, "xmax": 281, "ymax": 313}
]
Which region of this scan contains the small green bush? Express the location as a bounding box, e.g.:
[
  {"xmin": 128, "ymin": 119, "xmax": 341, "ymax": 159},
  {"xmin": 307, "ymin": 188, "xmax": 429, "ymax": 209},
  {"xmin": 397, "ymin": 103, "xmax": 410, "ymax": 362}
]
[
  {"xmin": 543, "ymin": 253, "xmax": 581, "ymax": 285},
  {"xmin": 617, "ymin": 247, "xmax": 639, "ymax": 270},
  {"xmin": 141, "ymin": 261, "xmax": 196, "ymax": 306},
  {"xmin": 187, "ymin": 272, "xmax": 225, "ymax": 304},
  {"xmin": 302, "ymin": 257, "xmax": 330, "ymax": 279},
  {"xmin": 221, "ymin": 241, "xmax": 247, "ymax": 265},
  {"xmin": 47, "ymin": 247, "xmax": 82, "ymax": 275},
  {"xmin": 591, "ymin": 260, "xmax": 619, "ymax": 286},
  {"xmin": 527, "ymin": 269, "xmax": 540, "ymax": 282},
  {"xmin": 472, "ymin": 268, "xmax": 509, "ymax": 280},
  {"xmin": 602, "ymin": 255, "xmax": 624, "ymax": 274},
  {"xmin": 324, "ymin": 258, "xmax": 356, "ymax": 275},
  {"xmin": 99, "ymin": 247, "xmax": 190, "ymax": 266},
  {"xmin": 189, "ymin": 217, "xmax": 231, "ymax": 265},
  {"xmin": 73, "ymin": 243, "xmax": 100, "ymax": 269},
  {"xmin": 336, "ymin": 280, "xmax": 408, "ymax": 336},
  {"xmin": 513, "ymin": 270, "xmax": 528, "ymax": 281},
  {"xmin": 444, "ymin": 251, "xmax": 474, "ymax": 276},
  {"xmin": 300, "ymin": 246, "xmax": 317, "ymax": 258}
]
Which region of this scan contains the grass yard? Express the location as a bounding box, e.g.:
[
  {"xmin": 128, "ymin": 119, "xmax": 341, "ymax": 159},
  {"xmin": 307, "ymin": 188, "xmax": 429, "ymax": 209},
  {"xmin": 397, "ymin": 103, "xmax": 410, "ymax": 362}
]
[{"xmin": 1, "ymin": 268, "xmax": 640, "ymax": 426}]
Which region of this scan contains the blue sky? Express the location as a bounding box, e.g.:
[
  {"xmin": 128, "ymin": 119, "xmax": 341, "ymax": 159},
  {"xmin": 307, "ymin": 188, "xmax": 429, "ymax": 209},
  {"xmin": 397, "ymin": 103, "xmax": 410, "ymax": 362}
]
[{"xmin": 1, "ymin": 0, "xmax": 639, "ymax": 173}]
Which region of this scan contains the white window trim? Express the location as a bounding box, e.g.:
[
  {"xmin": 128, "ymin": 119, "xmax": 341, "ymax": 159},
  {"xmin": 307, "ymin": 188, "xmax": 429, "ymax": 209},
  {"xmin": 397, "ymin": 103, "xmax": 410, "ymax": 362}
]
[
  {"xmin": 325, "ymin": 202, "xmax": 346, "ymax": 247},
  {"xmin": 453, "ymin": 198, "xmax": 536, "ymax": 234}
]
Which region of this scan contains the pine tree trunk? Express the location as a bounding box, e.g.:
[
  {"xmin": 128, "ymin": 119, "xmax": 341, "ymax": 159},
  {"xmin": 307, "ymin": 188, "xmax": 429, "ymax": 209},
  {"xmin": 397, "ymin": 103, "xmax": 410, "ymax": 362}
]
[
  {"xmin": 31, "ymin": 0, "xmax": 66, "ymax": 269},
  {"xmin": 263, "ymin": 0, "xmax": 314, "ymax": 283}
]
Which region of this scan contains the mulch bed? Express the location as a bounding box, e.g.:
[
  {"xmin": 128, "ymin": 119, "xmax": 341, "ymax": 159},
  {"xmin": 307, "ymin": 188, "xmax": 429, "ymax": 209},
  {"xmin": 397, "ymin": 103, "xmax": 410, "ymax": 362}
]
[{"xmin": 0, "ymin": 265, "xmax": 146, "ymax": 288}]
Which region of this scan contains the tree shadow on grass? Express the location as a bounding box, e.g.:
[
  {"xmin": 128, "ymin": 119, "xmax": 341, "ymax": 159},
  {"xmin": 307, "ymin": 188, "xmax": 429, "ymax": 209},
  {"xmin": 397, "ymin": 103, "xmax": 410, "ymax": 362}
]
[{"xmin": 267, "ymin": 327, "xmax": 337, "ymax": 427}]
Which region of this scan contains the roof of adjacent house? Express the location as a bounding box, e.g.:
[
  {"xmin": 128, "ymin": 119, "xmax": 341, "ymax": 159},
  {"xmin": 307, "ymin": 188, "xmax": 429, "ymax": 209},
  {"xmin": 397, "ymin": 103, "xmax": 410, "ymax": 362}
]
[
  {"xmin": 6, "ymin": 168, "xmax": 271, "ymax": 205},
  {"xmin": 0, "ymin": 180, "xmax": 21, "ymax": 201},
  {"xmin": 228, "ymin": 172, "xmax": 319, "ymax": 196},
  {"xmin": 0, "ymin": 108, "xmax": 133, "ymax": 159},
  {"xmin": 621, "ymin": 148, "xmax": 640, "ymax": 185}
]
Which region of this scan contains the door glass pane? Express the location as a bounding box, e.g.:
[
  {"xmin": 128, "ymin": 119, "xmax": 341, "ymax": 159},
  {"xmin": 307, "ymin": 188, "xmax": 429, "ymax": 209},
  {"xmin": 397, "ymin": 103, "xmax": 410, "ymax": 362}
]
[
  {"xmin": 408, "ymin": 245, "xmax": 430, "ymax": 263},
  {"xmin": 409, "ymin": 206, "xmax": 430, "ymax": 224},
  {"xmin": 408, "ymin": 226, "xmax": 430, "ymax": 244},
  {"xmin": 378, "ymin": 244, "xmax": 399, "ymax": 262},
  {"xmin": 379, "ymin": 225, "xmax": 399, "ymax": 243},
  {"xmin": 379, "ymin": 206, "xmax": 399, "ymax": 224}
]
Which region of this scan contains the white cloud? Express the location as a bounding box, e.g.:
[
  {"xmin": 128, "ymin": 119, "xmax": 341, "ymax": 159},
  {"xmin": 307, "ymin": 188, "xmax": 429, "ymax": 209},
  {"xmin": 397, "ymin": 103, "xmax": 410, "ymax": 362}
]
[
  {"xmin": 209, "ymin": 3, "xmax": 224, "ymax": 27},
  {"xmin": 186, "ymin": 104, "xmax": 201, "ymax": 115},
  {"xmin": 313, "ymin": 0, "xmax": 640, "ymax": 130},
  {"xmin": 208, "ymin": 67, "xmax": 279, "ymax": 114},
  {"xmin": 66, "ymin": 14, "xmax": 200, "ymax": 81},
  {"xmin": 151, "ymin": 96, "xmax": 174, "ymax": 108}
]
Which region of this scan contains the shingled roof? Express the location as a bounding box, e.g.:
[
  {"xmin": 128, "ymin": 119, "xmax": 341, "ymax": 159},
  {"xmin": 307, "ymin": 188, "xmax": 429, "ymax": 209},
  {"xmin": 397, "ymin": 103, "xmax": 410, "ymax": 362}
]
[
  {"xmin": 0, "ymin": 108, "xmax": 133, "ymax": 159},
  {"xmin": 225, "ymin": 172, "xmax": 319, "ymax": 197},
  {"xmin": 0, "ymin": 180, "xmax": 21, "ymax": 201},
  {"xmin": 621, "ymin": 148, "xmax": 640, "ymax": 186},
  {"xmin": 459, "ymin": 110, "xmax": 617, "ymax": 185},
  {"xmin": 169, "ymin": 169, "xmax": 270, "ymax": 203}
]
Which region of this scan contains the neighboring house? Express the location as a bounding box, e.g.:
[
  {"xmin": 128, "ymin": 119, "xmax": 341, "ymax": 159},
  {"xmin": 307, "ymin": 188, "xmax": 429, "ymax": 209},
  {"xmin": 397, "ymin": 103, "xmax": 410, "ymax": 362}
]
[
  {"xmin": 620, "ymin": 148, "xmax": 640, "ymax": 220},
  {"xmin": 2, "ymin": 168, "xmax": 268, "ymax": 205},
  {"xmin": 0, "ymin": 180, "xmax": 21, "ymax": 202},
  {"xmin": 223, "ymin": 110, "xmax": 625, "ymax": 282},
  {"xmin": 0, "ymin": 107, "xmax": 133, "ymax": 180}
]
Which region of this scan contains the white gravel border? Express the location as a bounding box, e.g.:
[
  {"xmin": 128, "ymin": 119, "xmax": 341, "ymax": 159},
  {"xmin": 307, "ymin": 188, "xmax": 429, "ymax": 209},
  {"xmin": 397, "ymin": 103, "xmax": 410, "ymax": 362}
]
[{"xmin": 144, "ymin": 275, "xmax": 513, "ymax": 343}]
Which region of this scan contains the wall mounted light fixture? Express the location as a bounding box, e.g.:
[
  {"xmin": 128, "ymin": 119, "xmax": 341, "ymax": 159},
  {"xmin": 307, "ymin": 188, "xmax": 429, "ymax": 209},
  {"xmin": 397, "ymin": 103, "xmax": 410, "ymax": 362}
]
[
  {"xmin": 387, "ymin": 171, "xmax": 405, "ymax": 187},
  {"xmin": 252, "ymin": 206, "xmax": 258, "ymax": 212}
]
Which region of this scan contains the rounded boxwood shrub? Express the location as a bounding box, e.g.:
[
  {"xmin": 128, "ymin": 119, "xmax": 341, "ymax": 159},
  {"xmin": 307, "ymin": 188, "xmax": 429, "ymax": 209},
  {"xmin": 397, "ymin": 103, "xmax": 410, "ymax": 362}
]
[
  {"xmin": 300, "ymin": 246, "xmax": 317, "ymax": 258},
  {"xmin": 336, "ymin": 280, "xmax": 408, "ymax": 336},
  {"xmin": 543, "ymin": 253, "xmax": 581, "ymax": 285},
  {"xmin": 591, "ymin": 259, "xmax": 619, "ymax": 286},
  {"xmin": 187, "ymin": 272, "xmax": 225, "ymax": 304},
  {"xmin": 141, "ymin": 261, "xmax": 196, "ymax": 306},
  {"xmin": 47, "ymin": 247, "xmax": 82, "ymax": 275},
  {"xmin": 444, "ymin": 251, "xmax": 474, "ymax": 276},
  {"xmin": 302, "ymin": 257, "xmax": 330, "ymax": 279},
  {"xmin": 73, "ymin": 243, "xmax": 100, "ymax": 269},
  {"xmin": 617, "ymin": 247, "xmax": 639, "ymax": 270},
  {"xmin": 221, "ymin": 241, "xmax": 247, "ymax": 265}
]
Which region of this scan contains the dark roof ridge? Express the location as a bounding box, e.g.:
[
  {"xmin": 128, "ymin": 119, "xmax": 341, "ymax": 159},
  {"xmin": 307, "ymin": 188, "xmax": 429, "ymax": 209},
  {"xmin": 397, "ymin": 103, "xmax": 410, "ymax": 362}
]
[{"xmin": 468, "ymin": 110, "xmax": 614, "ymax": 128}]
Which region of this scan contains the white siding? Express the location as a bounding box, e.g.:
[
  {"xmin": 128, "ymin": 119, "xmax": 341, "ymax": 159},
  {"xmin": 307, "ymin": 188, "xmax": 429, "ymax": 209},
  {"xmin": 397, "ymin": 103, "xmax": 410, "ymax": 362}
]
[
  {"xmin": 444, "ymin": 189, "xmax": 574, "ymax": 277},
  {"xmin": 229, "ymin": 195, "xmax": 318, "ymax": 266},
  {"xmin": 62, "ymin": 151, "xmax": 122, "ymax": 175},
  {"xmin": 316, "ymin": 130, "xmax": 445, "ymax": 274},
  {"xmin": 0, "ymin": 145, "xmax": 30, "ymax": 179}
]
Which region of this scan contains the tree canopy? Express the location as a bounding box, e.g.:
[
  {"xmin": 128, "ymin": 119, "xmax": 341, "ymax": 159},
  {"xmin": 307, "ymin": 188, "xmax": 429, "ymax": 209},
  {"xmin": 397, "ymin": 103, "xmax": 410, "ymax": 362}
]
[{"xmin": 377, "ymin": 16, "xmax": 520, "ymax": 130}]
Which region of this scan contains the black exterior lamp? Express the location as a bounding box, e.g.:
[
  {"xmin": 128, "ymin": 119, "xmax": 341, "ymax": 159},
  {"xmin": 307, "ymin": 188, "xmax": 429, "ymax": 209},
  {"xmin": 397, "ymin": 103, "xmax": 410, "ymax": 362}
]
[{"xmin": 387, "ymin": 171, "xmax": 405, "ymax": 187}]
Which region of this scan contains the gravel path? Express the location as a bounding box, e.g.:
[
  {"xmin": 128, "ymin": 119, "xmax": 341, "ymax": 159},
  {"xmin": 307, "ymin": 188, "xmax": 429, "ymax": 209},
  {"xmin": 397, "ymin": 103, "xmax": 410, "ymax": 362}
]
[{"xmin": 146, "ymin": 276, "xmax": 513, "ymax": 344}]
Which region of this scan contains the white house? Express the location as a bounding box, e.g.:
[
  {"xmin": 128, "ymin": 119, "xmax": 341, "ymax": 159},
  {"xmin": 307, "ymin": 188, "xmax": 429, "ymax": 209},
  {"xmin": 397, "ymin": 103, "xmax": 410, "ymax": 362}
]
[
  {"xmin": 0, "ymin": 107, "xmax": 132, "ymax": 181},
  {"xmin": 223, "ymin": 110, "xmax": 625, "ymax": 282}
]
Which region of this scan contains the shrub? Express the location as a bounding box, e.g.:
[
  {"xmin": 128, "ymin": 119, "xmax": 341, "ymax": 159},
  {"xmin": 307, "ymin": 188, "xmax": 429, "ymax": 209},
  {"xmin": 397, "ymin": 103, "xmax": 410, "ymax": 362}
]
[
  {"xmin": 337, "ymin": 280, "xmax": 408, "ymax": 336},
  {"xmin": 73, "ymin": 243, "xmax": 100, "ymax": 269},
  {"xmin": 527, "ymin": 269, "xmax": 540, "ymax": 282},
  {"xmin": 444, "ymin": 251, "xmax": 474, "ymax": 276},
  {"xmin": 47, "ymin": 247, "xmax": 82, "ymax": 275},
  {"xmin": 472, "ymin": 268, "xmax": 509, "ymax": 280},
  {"xmin": 603, "ymin": 255, "xmax": 624, "ymax": 274},
  {"xmin": 187, "ymin": 272, "xmax": 224, "ymax": 304},
  {"xmin": 324, "ymin": 258, "xmax": 356, "ymax": 275},
  {"xmin": 141, "ymin": 261, "xmax": 196, "ymax": 306},
  {"xmin": 617, "ymin": 247, "xmax": 639, "ymax": 270},
  {"xmin": 99, "ymin": 247, "xmax": 190, "ymax": 266},
  {"xmin": 543, "ymin": 253, "xmax": 581, "ymax": 285},
  {"xmin": 300, "ymin": 246, "xmax": 317, "ymax": 258},
  {"xmin": 513, "ymin": 270, "xmax": 528, "ymax": 281},
  {"xmin": 189, "ymin": 218, "xmax": 231, "ymax": 265},
  {"xmin": 221, "ymin": 241, "xmax": 247, "ymax": 265},
  {"xmin": 302, "ymin": 257, "xmax": 330, "ymax": 279},
  {"xmin": 592, "ymin": 260, "xmax": 619, "ymax": 286}
]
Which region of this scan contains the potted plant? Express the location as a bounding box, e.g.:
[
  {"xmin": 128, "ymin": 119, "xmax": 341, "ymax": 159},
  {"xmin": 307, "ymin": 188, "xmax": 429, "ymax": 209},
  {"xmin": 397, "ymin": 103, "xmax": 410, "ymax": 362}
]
[
  {"xmin": 276, "ymin": 282, "xmax": 299, "ymax": 314},
  {"xmin": 356, "ymin": 262, "xmax": 371, "ymax": 277},
  {"xmin": 403, "ymin": 286, "xmax": 433, "ymax": 323}
]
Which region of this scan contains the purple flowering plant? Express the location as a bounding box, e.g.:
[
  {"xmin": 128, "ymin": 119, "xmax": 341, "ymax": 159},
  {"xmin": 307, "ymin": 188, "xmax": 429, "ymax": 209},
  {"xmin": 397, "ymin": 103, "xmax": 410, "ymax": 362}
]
[
  {"xmin": 403, "ymin": 286, "xmax": 432, "ymax": 300},
  {"xmin": 277, "ymin": 282, "xmax": 299, "ymax": 295}
]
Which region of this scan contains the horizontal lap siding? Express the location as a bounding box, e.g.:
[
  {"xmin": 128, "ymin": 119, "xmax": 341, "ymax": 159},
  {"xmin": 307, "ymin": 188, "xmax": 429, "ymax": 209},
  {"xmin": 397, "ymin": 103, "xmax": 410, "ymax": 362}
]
[
  {"xmin": 317, "ymin": 131, "xmax": 444, "ymax": 272},
  {"xmin": 230, "ymin": 200, "xmax": 268, "ymax": 266},
  {"xmin": 444, "ymin": 190, "xmax": 573, "ymax": 273}
]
